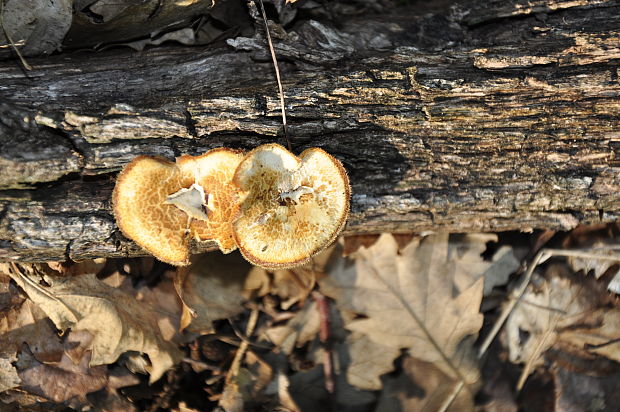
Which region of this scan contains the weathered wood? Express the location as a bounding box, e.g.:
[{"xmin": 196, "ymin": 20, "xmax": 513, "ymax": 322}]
[{"xmin": 0, "ymin": 0, "xmax": 619, "ymax": 261}]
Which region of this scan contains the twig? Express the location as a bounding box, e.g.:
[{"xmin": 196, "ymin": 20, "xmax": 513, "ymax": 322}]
[
  {"xmin": 478, "ymin": 250, "xmax": 549, "ymax": 358},
  {"xmin": 225, "ymin": 308, "xmax": 259, "ymax": 385},
  {"xmin": 227, "ymin": 317, "xmax": 274, "ymax": 349},
  {"xmin": 255, "ymin": 0, "xmax": 291, "ymax": 151},
  {"xmin": 0, "ymin": 0, "xmax": 32, "ymax": 70},
  {"xmin": 438, "ymin": 380, "xmax": 464, "ymax": 412}
]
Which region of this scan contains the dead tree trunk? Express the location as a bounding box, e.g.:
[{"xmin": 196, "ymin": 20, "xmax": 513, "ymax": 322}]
[{"xmin": 0, "ymin": 0, "xmax": 619, "ymax": 262}]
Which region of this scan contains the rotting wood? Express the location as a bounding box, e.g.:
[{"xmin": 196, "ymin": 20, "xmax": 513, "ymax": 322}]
[{"xmin": 0, "ymin": 0, "xmax": 619, "ymax": 262}]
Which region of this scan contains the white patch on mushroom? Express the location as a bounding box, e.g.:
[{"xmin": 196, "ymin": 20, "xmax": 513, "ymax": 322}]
[
  {"xmin": 164, "ymin": 183, "xmax": 210, "ymax": 221},
  {"xmin": 279, "ymin": 185, "xmax": 314, "ymax": 205}
]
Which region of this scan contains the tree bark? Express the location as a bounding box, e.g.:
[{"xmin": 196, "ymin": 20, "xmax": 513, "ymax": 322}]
[{"xmin": 0, "ymin": 0, "xmax": 619, "ymax": 262}]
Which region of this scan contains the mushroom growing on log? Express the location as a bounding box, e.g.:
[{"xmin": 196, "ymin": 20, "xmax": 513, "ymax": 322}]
[{"xmin": 0, "ymin": 0, "xmax": 619, "ymax": 262}]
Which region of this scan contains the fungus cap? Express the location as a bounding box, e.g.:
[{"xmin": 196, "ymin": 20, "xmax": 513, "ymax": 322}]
[
  {"xmin": 232, "ymin": 143, "xmax": 350, "ymax": 268},
  {"xmin": 176, "ymin": 148, "xmax": 244, "ymax": 254},
  {"xmin": 112, "ymin": 156, "xmax": 190, "ymax": 266}
]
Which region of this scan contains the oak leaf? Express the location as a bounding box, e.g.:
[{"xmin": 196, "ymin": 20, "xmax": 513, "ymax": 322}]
[{"xmin": 320, "ymin": 233, "xmax": 484, "ymax": 389}]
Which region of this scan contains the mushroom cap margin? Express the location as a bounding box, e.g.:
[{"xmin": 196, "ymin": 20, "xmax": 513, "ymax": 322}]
[{"xmin": 232, "ymin": 144, "xmax": 350, "ymax": 269}]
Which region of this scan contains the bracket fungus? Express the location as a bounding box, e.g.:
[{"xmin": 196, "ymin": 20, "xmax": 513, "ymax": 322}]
[
  {"xmin": 232, "ymin": 143, "xmax": 350, "ymax": 268},
  {"xmin": 112, "ymin": 149, "xmax": 243, "ymax": 265},
  {"xmin": 176, "ymin": 148, "xmax": 244, "ymax": 253},
  {"xmin": 112, "ymin": 156, "xmax": 191, "ymax": 266}
]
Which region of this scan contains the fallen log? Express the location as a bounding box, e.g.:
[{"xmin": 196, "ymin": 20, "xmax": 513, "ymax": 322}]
[{"xmin": 0, "ymin": 0, "xmax": 618, "ymax": 261}]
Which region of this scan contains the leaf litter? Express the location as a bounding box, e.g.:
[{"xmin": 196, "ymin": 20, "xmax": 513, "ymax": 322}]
[
  {"xmin": 320, "ymin": 233, "xmax": 485, "ymax": 410},
  {"xmin": 3, "ymin": 226, "xmax": 620, "ymax": 411}
]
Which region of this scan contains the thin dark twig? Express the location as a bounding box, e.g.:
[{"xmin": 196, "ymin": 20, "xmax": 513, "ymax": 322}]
[
  {"xmin": 585, "ymin": 337, "xmax": 620, "ymax": 350},
  {"xmin": 256, "ymin": 0, "xmax": 291, "ymax": 151}
]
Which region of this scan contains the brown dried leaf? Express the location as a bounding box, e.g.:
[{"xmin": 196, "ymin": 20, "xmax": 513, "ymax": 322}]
[
  {"xmin": 243, "ymin": 245, "xmax": 332, "ymax": 307},
  {"xmin": 0, "ymin": 299, "xmax": 64, "ymax": 363},
  {"xmin": 343, "ymin": 332, "xmax": 400, "ymax": 391},
  {"xmin": 182, "ymin": 252, "xmax": 253, "ymax": 334},
  {"xmin": 562, "ymin": 222, "xmax": 620, "ymax": 289},
  {"xmin": 343, "ymin": 234, "xmax": 380, "ymax": 256},
  {"xmin": 376, "ymin": 357, "xmax": 475, "ymax": 412},
  {"xmin": 450, "ymin": 234, "xmax": 520, "ymax": 296},
  {"xmin": 6, "ymin": 266, "xmax": 182, "ymax": 383},
  {"xmin": 243, "ymin": 266, "xmax": 272, "ymax": 300},
  {"xmin": 0, "ymin": 354, "xmax": 20, "ymax": 392},
  {"xmin": 261, "ymin": 300, "xmax": 320, "ymax": 355},
  {"xmin": 16, "ymin": 336, "xmax": 107, "ymax": 403},
  {"xmin": 321, "ymin": 233, "xmax": 484, "ymax": 386},
  {"xmin": 568, "ymin": 244, "xmax": 620, "ymax": 292},
  {"xmin": 505, "ymin": 263, "xmax": 620, "ymax": 380},
  {"xmin": 46, "ymin": 258, "xmax": 106, "ymax": 277},
  {"xmin": 172, "ymin": 266, "xmax": 193, "ymax": 332}
]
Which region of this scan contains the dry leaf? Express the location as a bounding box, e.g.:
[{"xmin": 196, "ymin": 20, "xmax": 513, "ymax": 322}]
[
  {"xmin": 0, "ymin": 354, "xmax": 20, "ymax": 392},
  {"xmin": 16, "ymin": 341, "xmax": 108, "ymax": 403},
  {"xmin": 274, "ymin": 369, "xmax": 302, "ymax": 412},
  {"xmin": 343, "ymin": 234, "xmax": 380, "ymax": 256},
  {"xmin": 182, "ymin": 252, "xmax": 253, "ymax": 334},
  {"xmin": 123, "ymin": 28, "xmax": 197, "ymax": 51},
  {"xmin": 568, "ymin": 245, "xmax": 620, "ymax": 279},
  {"xmin": 46, "ymin": 258, "xmax": 107, "ymax": 277},
  {"xmin": 6, "ymin": 266, "xmax": 182, "ymax": 383},
  {"xmin": 505, "ymin": 263, "xmax": 620, "ymax": 383},
  {"xmin": 173, "ymin": 401, "xmax": 202, "ymax": 412},
  {"xmin": 243, "ymin": 266, "xmax": 272, "ymax": 300},
  {"xmin": 561, "ymin": 223, "xmax": 620, "ymax": 292},
  {"xmin": 219, "ymin": 379, "xmax": 244, "ymax": 412},
  {"xmin": 343, "ymin": 332, "xmax": 400, "ymax": 391},
  {"xmin": 247, "ymin": 268, "xmax": 315, "ymax": 310},
  {"xmin": 239, "ymin": 350, "xmax": 273, "ymax": 402},
  {"xmin": 66, "ymin": 0, "xmax": 213, "ymax": 48},
  {"xmin": 376, "ymin": 356, "xmax": 475, "ymax": 412},
  {"xmin": 261, "ymin": 300, "xmax": 320, "ymax": 355},
  {"xmin": 449, "ymin": 234, "xmax": 519, "ymax": 296},
  {"xmin": 320, "ymin": 233, "xmax": 484, "ymax": 388},
  {"xmin": 0, "ymin": 298, "xmax": 64, "ymax": 363},
  {"xmin": 172, "ymin": 266, "xmax": 194, "ymax": 332}
]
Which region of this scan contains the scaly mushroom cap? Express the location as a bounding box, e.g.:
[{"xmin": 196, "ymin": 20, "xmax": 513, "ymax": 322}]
[
  {"xmin": 112, "ymin": 156, "xmax": 190, "ymax": 266},
  {"xmin": 177, "ymin": 148, "xmax": 244, "ymax": 253},
  {"xmin": 232, "ymin": 143, "xmax": 350, "ymax": 268}
]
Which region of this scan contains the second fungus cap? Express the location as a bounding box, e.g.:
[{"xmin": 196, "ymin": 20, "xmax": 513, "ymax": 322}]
[{"xmin": 232, "ymin": 143, "xmax": 350, "ymax": 268}]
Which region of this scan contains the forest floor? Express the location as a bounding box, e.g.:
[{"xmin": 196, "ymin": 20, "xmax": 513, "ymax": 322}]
[{"xmin": 2, "ymin": 223, "xmax": 620, "ymax": 411}]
